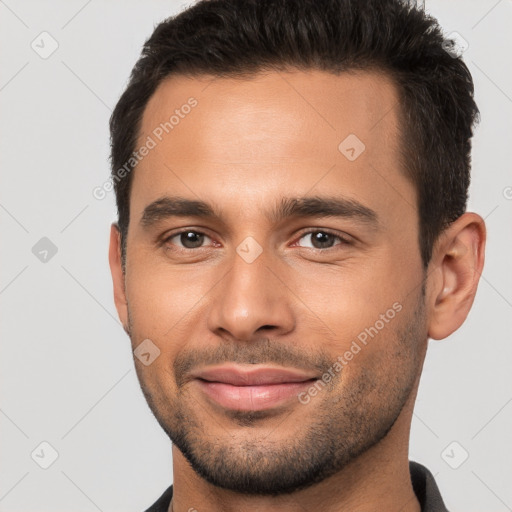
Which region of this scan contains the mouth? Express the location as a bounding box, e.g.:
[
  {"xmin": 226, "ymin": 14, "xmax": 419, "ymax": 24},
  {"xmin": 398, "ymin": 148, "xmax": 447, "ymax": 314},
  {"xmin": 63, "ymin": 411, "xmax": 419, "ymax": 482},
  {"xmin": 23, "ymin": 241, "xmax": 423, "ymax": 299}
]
[{"xmin": 191, "ymin": 364, "xmax": 319, "ymax": 411}]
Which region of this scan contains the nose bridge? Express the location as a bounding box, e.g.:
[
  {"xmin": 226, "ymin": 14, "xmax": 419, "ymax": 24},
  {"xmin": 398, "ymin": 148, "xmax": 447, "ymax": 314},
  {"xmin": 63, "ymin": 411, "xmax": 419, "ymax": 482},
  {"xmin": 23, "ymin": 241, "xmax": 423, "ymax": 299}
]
[{"xmin": 207, "ymin": 246, "xmax": 295, "ymax": 340}]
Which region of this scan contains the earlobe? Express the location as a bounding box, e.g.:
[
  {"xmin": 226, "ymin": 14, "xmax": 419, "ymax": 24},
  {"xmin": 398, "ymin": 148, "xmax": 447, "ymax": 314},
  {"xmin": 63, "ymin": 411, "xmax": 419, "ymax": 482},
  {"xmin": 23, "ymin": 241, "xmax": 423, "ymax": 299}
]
[
  {"xmin": 108, "ymin": 223, "xmax": 129, "ymax": 330},
  {"xmin": 427, "ymin": 213, "xmax": 486, "ymax": 340}
]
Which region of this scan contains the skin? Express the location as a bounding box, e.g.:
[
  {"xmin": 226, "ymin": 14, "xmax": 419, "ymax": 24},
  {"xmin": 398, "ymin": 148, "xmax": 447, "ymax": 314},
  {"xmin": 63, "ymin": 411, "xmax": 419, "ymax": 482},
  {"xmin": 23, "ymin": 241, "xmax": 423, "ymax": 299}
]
[{"xmin": 108, "ymin": 69, "xmax": 486, "ymax": 512}]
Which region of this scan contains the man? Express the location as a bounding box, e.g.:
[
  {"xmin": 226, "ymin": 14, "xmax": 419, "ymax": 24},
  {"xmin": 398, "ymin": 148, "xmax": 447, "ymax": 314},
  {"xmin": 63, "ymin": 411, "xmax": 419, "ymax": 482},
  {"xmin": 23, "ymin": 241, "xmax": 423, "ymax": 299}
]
[{"xmin": 107, "ymin": 0, "xmax": 485, "ymax": 510}]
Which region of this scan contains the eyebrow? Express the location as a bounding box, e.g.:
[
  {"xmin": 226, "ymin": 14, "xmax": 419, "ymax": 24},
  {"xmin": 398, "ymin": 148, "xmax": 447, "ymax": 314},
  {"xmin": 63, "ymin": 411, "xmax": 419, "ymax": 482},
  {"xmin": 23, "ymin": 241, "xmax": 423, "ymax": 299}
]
[{"xmin": 140, "ymin": 195, "xmax": 378, "ymax": 228}]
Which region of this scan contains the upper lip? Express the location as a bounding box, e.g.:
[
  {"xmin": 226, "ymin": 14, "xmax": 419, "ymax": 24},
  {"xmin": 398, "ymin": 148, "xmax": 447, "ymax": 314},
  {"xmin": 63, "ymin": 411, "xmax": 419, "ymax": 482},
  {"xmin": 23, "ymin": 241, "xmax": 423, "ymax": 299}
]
[{"xmin": 192, "ymin": 365, "xmax": 318, "ymax": 386}]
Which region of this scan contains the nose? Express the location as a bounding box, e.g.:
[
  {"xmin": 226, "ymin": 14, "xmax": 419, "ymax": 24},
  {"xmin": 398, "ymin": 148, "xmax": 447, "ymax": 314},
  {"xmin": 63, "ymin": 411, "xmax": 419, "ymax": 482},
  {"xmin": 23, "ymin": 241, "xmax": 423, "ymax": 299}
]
[{"xmin": 207, "ymin": 247, "xmax": 295, "ymax": 342}]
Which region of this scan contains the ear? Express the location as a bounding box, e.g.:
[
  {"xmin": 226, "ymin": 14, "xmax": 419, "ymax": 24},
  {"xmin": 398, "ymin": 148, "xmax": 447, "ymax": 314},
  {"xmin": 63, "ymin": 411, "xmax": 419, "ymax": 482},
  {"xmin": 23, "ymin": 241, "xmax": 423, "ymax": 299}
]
[
  {"xmin": 108, "ymin": 223, "xmax": 129, "ymax": 332},
  {"xmin": 426, "ymin": 212, "xmax": 486, "ymax": 340}
]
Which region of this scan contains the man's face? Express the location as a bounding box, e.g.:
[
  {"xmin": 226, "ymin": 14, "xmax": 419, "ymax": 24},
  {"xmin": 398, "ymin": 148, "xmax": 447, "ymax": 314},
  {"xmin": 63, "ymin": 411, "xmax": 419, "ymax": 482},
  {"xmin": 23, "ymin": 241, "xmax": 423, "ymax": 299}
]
[{"xmin": 120, "ymin": 70, "xmax": 428, "ymax": 494}]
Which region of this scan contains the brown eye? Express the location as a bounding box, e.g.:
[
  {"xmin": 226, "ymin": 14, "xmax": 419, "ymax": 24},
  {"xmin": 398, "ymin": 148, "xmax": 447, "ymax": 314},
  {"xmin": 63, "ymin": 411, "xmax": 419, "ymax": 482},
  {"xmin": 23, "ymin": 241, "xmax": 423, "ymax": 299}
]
[
  {"xmin": 167, "ymin": 230, "xmax": 211, "ymax": 249},
  {"xmin": 296, "ymin": 230, "xmax": 349, "ymax": 249}
]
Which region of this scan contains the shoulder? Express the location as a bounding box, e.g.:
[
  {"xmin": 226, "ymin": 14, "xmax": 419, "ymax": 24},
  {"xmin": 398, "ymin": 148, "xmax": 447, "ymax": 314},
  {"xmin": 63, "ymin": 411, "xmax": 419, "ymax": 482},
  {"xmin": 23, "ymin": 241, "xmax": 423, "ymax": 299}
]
[
  {"xmin": 142, "ymin": 484, "xmax": 173, "ymax": 512},
  {"xmin": 409, "ymin": 461, "xmax": 449, "ymax": 512}
]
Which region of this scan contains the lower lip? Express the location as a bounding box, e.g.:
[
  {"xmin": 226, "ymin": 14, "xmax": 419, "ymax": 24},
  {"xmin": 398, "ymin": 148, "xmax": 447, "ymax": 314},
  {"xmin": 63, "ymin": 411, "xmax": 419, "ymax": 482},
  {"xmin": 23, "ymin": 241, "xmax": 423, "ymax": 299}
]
[{"xmin": 196, "ymin": 379, "xmax": 317, "ymax": 411}]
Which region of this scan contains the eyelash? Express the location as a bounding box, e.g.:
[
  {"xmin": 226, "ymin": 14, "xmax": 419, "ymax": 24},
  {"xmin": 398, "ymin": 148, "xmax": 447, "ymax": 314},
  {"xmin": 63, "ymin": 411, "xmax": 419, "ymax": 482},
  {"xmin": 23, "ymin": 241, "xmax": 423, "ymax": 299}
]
[
  {"xmin": 291, "ymin": 229, "xmax": 353, "ymax": 250},
  {"xmin": 161, "ymin": 228, "xmax": 352, "ymax": 253}
]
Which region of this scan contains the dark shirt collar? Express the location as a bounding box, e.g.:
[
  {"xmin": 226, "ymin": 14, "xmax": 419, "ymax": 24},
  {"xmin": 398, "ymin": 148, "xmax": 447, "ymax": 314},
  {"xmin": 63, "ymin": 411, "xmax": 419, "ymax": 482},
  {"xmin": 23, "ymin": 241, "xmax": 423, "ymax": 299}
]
[
  {"xmin": 409, "ymin": 461, "xmax": 449, "ymax": 511},
  {"xmin": 144, "ymin": 461, "xmax": 448, "ymax": 512}
]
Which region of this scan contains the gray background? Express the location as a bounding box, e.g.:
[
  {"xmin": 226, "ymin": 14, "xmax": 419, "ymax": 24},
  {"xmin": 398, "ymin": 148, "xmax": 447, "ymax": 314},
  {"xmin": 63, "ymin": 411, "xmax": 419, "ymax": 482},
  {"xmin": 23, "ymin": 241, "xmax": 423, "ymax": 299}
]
[{"xmin": 0, "ymin": 1, "xmax": 511, "ymax": 510}]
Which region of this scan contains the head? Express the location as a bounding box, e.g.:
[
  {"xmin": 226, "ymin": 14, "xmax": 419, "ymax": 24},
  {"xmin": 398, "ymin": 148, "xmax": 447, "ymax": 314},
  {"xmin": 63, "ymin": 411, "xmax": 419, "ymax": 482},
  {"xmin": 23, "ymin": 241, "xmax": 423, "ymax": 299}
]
[{"xmin": 108, "ymin": 0, "xmax": 485, "ymax": 496}]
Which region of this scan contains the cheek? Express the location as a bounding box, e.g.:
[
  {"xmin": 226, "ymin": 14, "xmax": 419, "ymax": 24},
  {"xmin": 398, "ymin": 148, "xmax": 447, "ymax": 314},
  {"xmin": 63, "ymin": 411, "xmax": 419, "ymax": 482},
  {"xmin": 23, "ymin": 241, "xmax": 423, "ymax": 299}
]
[
  {"xmin": 125, "ymin": 259, "xmax": 216, "ymax": 342},
  {"xmin": 291, "ymin": 258, "xmax": 412, "ymax": 346},
  {"xmin": 334, "ymin": 300, "xmax": 423, "ymax": 399}
]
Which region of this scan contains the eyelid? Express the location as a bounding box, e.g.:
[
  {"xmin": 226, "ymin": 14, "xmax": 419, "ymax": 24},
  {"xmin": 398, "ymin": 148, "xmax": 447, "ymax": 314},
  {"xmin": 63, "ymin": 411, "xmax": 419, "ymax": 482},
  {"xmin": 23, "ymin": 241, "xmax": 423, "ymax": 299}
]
[
  {"xmin": 160, "ymin": 227, "xmax": 354, "ymax": 251},
  {"xmin": 291, "ymin": 228, "xmax": 354, "ymax": 248},
  {"xmin": 160, "ymin": 228, "xmax": 217, "ymax": 249}
]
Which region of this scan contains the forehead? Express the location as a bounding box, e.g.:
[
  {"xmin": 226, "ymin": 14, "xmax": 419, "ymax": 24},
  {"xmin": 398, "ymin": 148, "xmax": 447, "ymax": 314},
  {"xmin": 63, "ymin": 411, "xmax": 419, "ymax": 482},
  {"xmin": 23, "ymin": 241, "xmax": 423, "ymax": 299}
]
[
  {"xmin": 139, "ymin": 68, "xmax": 401, "ymax": 159},
  {"xmin": 131, "ymin": 69, "xmax": 414, "ymax": 224}
]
